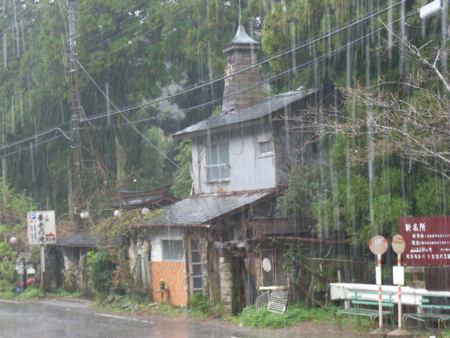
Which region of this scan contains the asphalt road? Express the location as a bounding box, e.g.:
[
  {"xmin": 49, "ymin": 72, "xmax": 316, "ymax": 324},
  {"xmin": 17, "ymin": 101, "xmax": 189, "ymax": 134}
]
[{"xmin": 0, "ymin": 299, "xmax": 364, "ymax": 338}]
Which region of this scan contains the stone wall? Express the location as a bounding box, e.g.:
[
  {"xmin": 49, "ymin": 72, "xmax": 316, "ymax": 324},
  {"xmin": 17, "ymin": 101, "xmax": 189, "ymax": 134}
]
[{"xmin": 219, "ymin": 255, "xmax": 232, "ymax": 312}]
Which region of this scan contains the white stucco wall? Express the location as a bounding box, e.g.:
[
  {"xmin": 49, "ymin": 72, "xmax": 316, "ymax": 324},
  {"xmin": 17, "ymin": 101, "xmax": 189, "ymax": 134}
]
[
  {"xmin": 149, "ymin": 228, "xmax": 185, "ymax": 262},
  {"xmin": 191, "ymin": 122, "xmax": 277, "ymax": 194}
]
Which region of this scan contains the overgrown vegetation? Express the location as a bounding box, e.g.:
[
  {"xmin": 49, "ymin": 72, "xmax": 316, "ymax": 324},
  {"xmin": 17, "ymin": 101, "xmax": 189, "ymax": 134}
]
[
  {"xmin": 187, "ymin": 293, "xmax": 223, "ymax": 318},
  {"xmin": 0, "ymin": 181, "xmax": 37, "ymax": 287},
  {"xmin": 0, "ymin": 286, "xmax": 43, "ymax": 301},
  {"xmin": 237, "ymin": 304, "xmax": 336, "ymax": 329},
  {"xmin": 87, "ymin": 250, "xmax": 116, "ymax": 295}
]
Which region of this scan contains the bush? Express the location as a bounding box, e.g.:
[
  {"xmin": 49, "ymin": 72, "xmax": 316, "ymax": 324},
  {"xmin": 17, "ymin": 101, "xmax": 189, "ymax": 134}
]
[
  {"xmin": 0, "ymin": 239, "xmax": 16, "ymax": 283},
  {"xmin": 188, "ymin": 293, "xmax": 210, "ymax": 314},
  {"xmin": 16, "ymin": 287, "xmax": 43, "ymax": 300},
  {"xmin": 87, "ymin": 250, "xmax": 116, "ymax": 295}
]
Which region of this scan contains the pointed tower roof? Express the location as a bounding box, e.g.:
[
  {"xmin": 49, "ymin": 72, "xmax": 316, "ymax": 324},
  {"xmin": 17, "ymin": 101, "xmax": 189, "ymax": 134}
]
[{"xmin": 223, "ymin": 23, "xmax": 260, "ymax": 53}]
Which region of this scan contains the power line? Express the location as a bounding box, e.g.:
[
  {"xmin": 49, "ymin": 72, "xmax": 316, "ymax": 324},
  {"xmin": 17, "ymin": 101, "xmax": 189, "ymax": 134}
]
[
  {"xmin": 81, "ymin": 0, "xmax": 202, "ymax": 53},
  {"xmin": 81, "ymin": 8, "xmax": 417, "ymax": 133},
  {"xmin": 0, "ymin": 125, "xmax": 70, "ymax": 152},
  {"xmin": 83, "ymin": 0, "xmax": 202, "ymax": 67},
  {"xmin": 0, "ymin": 134, "xmax": 66, "ymax": 160},
  {"xmin": 0, "ymin": 0, "xmax": 411, "ymax": 157},
  {"xmin": 81, "ymin": 0, "xmax": 407, "ymax": 123},
  {"xmin": 76, "ymin": 60, "xmax": 179, "ymax": 169}
]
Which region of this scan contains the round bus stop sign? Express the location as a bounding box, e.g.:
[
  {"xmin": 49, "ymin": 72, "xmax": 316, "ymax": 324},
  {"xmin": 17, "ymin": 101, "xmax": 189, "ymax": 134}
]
[
  {"xmin": 391, "ymin": 234, "xmax": 406, "ymax": 254},
  {"xmin": 368, "ymin": 235, "xmax": 388, "ymax": 255}
]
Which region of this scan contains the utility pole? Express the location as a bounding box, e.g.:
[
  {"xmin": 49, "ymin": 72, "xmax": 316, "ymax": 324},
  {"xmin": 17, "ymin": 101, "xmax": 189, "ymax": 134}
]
[{"xmin": 67, "ymin": 0, "xmax": 83, "ymax": 227}]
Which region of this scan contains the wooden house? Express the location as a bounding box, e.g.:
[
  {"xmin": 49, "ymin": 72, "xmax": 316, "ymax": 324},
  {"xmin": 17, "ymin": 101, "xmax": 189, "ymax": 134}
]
[{"xmin": 140, "ymin": 23, "xmax": 336, "ymax": 312}]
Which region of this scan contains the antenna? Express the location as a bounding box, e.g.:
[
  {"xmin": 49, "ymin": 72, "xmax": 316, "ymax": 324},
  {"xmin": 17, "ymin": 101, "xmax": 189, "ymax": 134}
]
[{"xmin": 238, "ymin": 0, "xmax": 242, "ymax": 24}]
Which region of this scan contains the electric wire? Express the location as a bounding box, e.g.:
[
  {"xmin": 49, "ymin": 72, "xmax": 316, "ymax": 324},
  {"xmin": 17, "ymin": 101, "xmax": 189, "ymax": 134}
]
[
  {"xmin": 0, "ymin": 1, "xmax": 413, "ymax": 155},
  {"xmin": 76, "ymin": 60, "xmax": 179, "ymax": 169},
  {"xmin": 0, "ymin": 134, "xmax": 66, "ymax": 160},
  {"xmin": 81, "ymin": 0, "xmax": 407, "ymax": 122},
  {"xmin": 81, "ymin": 9, "xmax": 418, "ymax": 132},
  {"xmin": 83, "ymin": 0, "xmax": 202, "ymax": 67}
]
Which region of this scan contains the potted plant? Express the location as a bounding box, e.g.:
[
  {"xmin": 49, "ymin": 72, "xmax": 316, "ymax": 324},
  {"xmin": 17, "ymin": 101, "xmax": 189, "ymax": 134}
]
[{"xmin": 159, "ymin": 279, "xmax": 166, "ymax": 290}]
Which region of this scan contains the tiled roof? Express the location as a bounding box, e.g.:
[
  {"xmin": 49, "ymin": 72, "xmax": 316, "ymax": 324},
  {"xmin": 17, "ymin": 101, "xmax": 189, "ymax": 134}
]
[
  {"xmin": 174, "ymin": 89, "xmax": 318, "ymax": 137},
  {"xmin": 140, "ymin": 189, "xmax": 277, "ymax": 228},
  {"xmin": 55, "ymin": 231, "xmax": 106, "ymax": 248},
  {"xmin": 229, "ymin": 24, "xmax": 259, "ymax": 45},
  {"xmin": 116, "ymin": 186, "xmax": 177, "ymax": 209}
]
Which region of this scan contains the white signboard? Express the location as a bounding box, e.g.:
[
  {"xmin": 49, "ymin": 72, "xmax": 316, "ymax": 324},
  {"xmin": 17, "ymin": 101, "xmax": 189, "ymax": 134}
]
[
  {"xmin": 393, "ymin": 266, "xmax": 405, "ymax": 286},
  {"xmin": 27, "ymin": 211, "xmax": 56, "ymax": 245}
]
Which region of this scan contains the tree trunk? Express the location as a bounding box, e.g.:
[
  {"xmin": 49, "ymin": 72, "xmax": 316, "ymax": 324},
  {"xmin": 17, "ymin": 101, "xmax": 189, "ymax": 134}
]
[
  {"xmin": 141, "ymin": 239, "xmax": 151, "ymax": 291},
  {"xmin": 128, "ymin": 234, "xmax": 139, "ymax": 288},
  {"xmin": 116, "ymin": 136, "xmax": 126, "ymax": 188}
]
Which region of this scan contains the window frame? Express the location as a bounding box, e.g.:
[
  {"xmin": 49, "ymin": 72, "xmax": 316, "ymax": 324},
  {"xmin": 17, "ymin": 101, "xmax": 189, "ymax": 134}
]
[
  {"xmin": 257, "ymin": 139, "xmax": 273, "ymax": 157},
  {"xmin": 161, "ymin": 239, "xmax": 184, "ymax": 262},
  {"xmin": 205, "ymin": 140, "xmax": 230, "ymax": 182}
]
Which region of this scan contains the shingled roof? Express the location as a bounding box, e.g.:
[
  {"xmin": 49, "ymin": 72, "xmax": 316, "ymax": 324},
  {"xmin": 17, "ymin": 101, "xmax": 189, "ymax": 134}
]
[
  {"xmin": 174, "ymin": 88, "xmax": 318, "ymax": 138},
  {"xmin": 139, "ymin": 189, "xmax": 278, "ymax": 228},
  {"xmin": 223, "ymin": 23, "xmax": 260, "ymax": 53},
  {"xmin": 55, "ymin": 231, "xmax": 106, "ymax": 248}
]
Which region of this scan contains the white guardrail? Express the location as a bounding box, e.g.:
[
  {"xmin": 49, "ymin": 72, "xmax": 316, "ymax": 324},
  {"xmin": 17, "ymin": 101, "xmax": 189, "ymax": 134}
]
[{"xmin": 330, "ymin": 283, "xmax": 450, "ymax": 306}]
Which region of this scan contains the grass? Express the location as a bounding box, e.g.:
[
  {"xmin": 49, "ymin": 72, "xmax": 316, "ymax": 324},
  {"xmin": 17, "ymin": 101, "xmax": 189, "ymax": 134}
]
[
  {"xmin": 0, "ymin": 284, "xmax": 44, "ymax": 301},
  {"xmin": 236, "ymin": 304, "xmax": 337, "ymax": 329},
  {"xmin": 47, "ymin": 288, "xmax": 82, "ymax": 299},
  {"xmin": 186, "ymin": 293, "xmax": 224, "ymax": 318},
  {"xmin": 0, "ymin": 280, "xmax": 82, "ymax": 301}
]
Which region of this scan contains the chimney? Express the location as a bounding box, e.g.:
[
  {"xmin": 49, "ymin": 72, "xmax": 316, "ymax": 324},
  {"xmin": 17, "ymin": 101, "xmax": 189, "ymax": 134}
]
[{"xmin": 221, "ymin": 24, "xmax": 266, "ymax": 113}]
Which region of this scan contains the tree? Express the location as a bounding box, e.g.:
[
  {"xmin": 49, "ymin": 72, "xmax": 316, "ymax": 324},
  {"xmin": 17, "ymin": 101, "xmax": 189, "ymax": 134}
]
[{"xmin": 171, "ymin": 139, "xmax": 193, "ymax": 199}]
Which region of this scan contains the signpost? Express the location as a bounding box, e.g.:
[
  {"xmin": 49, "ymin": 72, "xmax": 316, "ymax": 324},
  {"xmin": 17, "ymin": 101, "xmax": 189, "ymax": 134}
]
[
  {"xmin": 27, "ymin": 210, "xmax": 56, "ymax": 293},
  {"xmin": 368, "ymin": 235, "xmax": 388, "ymax": 332},
  {"xmin": 27, "ymin": 211, "xmax": 56, "ymax": 245},
  {"xmin": 387, "ymin": 234, "xmax": 411, "ymax": 337}
]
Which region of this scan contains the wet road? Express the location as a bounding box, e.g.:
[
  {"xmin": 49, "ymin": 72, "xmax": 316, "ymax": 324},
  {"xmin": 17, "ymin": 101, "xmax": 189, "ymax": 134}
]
[{"xmin": 0, "ymin": 299, "xmax": 363, "ymax": 338}]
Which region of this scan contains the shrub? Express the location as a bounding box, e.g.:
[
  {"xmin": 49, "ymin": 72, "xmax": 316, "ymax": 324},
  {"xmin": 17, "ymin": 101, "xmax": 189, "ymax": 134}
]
[
  {"xmin": 87, "ymin": 250, "xmax": 116, "ymax": 295},
  {"xmin": 188, "ymin": 293, "xmax": 210, "ymax": 314},
  {"xmin": 0, "ymin": 241, "xmax": 16, "ymax": 282}
]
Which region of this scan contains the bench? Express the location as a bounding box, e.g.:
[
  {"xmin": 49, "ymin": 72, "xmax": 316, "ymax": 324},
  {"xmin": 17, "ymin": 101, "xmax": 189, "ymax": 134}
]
[
  {"xmin": 337, "ymin": 290, "xmax": 394, "ymax": 323},
  {"xmin": 403, "ymin": 296, "xmax": 450, "ymax": 329}
]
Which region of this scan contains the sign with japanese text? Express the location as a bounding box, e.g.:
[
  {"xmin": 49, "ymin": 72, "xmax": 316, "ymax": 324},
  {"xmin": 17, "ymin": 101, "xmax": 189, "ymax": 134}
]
[
  {"xmin": 368, "ymin": 235, "xmax": 388, "ymax": 256},
  {"xmin": 399, "ymin": 216, "xmax": 450, "ymax": 266},
  {"xmin": 27, "ymin": 211, "xmax": 56, "ymax": 245}
]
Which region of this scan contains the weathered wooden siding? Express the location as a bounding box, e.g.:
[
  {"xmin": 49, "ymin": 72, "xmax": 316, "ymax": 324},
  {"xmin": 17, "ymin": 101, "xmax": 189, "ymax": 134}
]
[{"xmin": 191, "ymin": 121, "xmax": 276, "ymax": 194}]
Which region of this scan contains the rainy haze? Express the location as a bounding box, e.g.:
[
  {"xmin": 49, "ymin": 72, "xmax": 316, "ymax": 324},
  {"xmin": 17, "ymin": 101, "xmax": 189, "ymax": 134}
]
[{"xmin": 0, "ymin": 0, "xmax": 449, "ymax": 337}]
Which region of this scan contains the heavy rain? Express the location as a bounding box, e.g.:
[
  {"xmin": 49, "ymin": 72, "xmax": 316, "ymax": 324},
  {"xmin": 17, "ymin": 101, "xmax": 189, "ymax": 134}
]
[{"xmin": 0, "ymin": 0, "xmax": 449, "ymax": 337}]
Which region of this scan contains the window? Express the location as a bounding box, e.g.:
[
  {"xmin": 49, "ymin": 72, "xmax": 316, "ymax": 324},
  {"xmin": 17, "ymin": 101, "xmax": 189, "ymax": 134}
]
[
  {"xmin": 258, "ymin": 140, "xmax": 273, "ymax": 157},
  {"xmin": 189, "ymin": 239, "xmax": 203, "ymax": 293},
  {"xmin": 162, "ymin": 240, "xmax": 183, "ymax": 261},
  {"xmin": 206, "ymin": 141, "xmax": 230, "ymax": 181},
  {"xmin": 257, "ymin": 123, "xmax": 273, "ymax": 157}
]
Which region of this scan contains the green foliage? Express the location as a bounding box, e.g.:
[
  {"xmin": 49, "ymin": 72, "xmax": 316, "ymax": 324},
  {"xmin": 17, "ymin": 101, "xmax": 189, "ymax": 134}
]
[
  {"xmin": 93, "ymin": 208, "xmax": 162, "ymax": 244},
  {"xmin": 281, "ymin": 164, "xmax": 321, "ymax": 225},
  {"xmin": 238, "ymin": 304, "xmax": 335, "ymax": 328},
  {"xmin": 188, "ymin": 293, "xmax": 210, "ymax": 314},
  {"xmin": 0, "ymin": 241, "xmax": 15, "ymax": 282},
  {"xmin": 15, "ymin": 287, "xmax": 43, "ymax": 300},
  {"xmin": 171, "ymin": 140, "xmax": 193, "ymax": 199},
  {"xmin": 414, "ymin": 175, "xmax": 450, "ymax": 216},
  {"xmin": 48, "ymin": 288, "xmax": 82, "ymax": 299},
  {"xmin": 87, "ymin": 250, "xmax": 116, "ymax": 295}
]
